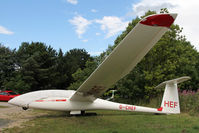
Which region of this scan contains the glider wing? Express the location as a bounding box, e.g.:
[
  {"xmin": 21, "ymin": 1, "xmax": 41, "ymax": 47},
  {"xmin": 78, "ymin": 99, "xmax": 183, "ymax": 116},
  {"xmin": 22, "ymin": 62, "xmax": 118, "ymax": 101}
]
[{"xmin": 70, "ymin": 13, "xmax": 177, "ymax": 102}]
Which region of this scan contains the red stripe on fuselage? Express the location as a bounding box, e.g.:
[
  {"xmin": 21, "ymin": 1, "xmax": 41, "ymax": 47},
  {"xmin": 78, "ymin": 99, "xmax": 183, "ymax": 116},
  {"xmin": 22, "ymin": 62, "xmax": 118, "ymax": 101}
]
[
  {"xmin": 35, "ymin": 99, "xmax": 67, "ymax": 102},
  {"xmin": 35, "ymin": 100, "xmax": 44, "ymax": 102},
  {"xmin": 56, "ymin": 99, "xmax": 66, "ymax": 102}
]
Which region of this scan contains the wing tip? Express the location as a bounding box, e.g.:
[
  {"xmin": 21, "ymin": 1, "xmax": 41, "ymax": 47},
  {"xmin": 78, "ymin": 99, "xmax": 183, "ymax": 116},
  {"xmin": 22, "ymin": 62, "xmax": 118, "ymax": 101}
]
[
  {"xmin": 140, "ymin": 13, "xmax": 178, "ymax": 28},
  {"xmin": 169, "ymin": 13, "xmax": 178, "ymax": 20}
]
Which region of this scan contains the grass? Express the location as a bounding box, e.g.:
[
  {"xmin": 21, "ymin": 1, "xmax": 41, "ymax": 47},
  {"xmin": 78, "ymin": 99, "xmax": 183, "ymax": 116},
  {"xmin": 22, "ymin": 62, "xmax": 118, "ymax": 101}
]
[
  {"xmin": 3, "ymin": 110, "xmax": 199, "ymax": 133},
  {"xmin": 0, "ymin": 105, "xmax": 8, "ymax": 108}
]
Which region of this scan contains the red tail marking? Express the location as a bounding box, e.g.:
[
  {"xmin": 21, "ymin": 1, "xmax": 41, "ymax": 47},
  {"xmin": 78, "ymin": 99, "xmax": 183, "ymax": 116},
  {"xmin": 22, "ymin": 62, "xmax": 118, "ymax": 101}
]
[{"xmin": 157, "ymin": 107, "xmax": 163, "ymax": 111}]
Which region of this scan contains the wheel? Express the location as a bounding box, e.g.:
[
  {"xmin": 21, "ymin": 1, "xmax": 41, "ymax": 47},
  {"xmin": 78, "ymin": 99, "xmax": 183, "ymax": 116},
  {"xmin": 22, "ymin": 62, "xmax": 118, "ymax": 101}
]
[
  {"xmin": 22, "ymin": 107, "xmax": 28, "ymax": 110},
  {"xmin": 81, "ymin": 110, "xmax": 85, "ymax": 115}
]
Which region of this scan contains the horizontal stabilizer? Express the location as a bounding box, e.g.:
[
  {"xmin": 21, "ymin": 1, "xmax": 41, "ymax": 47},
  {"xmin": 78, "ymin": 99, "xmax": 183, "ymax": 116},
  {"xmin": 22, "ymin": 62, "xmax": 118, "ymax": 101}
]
[{"xmin": 155, "ymin": 76, "xmax": 191, "ymax": 89}]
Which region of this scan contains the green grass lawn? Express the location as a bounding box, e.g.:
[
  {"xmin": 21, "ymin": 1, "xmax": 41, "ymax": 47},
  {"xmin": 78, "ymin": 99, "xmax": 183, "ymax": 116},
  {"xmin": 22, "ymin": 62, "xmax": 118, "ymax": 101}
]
[
  {"xmin": 3, "ymin": 110, "xmax": 199, "ymax": 133},
  {"xmin": 0, "ymin": 105, "xmax": 8, "ymax": 108}
]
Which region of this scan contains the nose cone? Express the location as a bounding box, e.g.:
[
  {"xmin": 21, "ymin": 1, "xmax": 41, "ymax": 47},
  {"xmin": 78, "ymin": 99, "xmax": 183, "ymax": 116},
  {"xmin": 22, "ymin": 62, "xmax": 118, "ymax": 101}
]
[
  {"xmin": 8, "ymin": 97, "xmax": 20, "ymax": 106},
  {"xmin": 8, "ymin": 96, "xmax": 27, "ymax": 107}
]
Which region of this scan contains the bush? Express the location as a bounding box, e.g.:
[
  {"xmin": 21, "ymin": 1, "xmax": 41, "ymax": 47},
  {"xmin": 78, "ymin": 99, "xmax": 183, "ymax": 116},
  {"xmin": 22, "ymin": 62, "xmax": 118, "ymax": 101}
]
[{"xmin": 180, "ymin": 89, "xmax": 199, "ymax": 115}]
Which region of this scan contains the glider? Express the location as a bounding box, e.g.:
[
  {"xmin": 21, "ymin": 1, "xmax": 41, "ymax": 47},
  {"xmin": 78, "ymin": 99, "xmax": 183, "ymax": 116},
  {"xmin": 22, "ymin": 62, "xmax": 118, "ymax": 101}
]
[{"xmin": 9, "ymin": 13, "xmax": 189, "ymax": 115}]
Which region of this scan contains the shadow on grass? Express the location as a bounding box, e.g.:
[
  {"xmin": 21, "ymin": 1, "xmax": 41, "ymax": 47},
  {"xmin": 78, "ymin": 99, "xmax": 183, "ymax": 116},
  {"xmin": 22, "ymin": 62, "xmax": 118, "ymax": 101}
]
[
  {"xmin": 0, "ymin": 119, "xmax": 10, "ymax": 128},
  {"xmin": 32, "ymin": 110, "xmax": 164, "ymax": 119}
]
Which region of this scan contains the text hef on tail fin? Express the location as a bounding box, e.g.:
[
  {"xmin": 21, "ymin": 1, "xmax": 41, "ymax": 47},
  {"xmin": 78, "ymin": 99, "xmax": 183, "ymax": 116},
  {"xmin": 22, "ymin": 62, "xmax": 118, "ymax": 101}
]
[{"xmin": 156, "ymin": 76, "xmax": 191, "ymax": 114}]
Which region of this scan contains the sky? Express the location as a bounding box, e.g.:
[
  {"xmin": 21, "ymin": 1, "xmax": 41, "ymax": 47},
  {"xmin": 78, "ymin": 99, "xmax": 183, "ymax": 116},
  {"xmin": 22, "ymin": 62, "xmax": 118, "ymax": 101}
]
[{"xmin": 0, "ymin": 0, "xmax": 198, "ymax": 56}]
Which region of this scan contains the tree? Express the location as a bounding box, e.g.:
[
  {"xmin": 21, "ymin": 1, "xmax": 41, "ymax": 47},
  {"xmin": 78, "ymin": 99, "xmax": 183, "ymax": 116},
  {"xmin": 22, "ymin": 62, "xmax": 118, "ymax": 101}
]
[
  {"xmin": 0, "ymin": 44, "xmax": 16, "ymax": 90},
  {"xmin": 68, "ymin": 60, "xmax": 97, "ymax": 90},
  {"xmin": 65, "ymin": 48, "xmax": 93, "ymax": 84},
  {"xmin": 1, "ymin": 43, "xmax": 93, "ymax": 93},
  {"xmin": 53, "ymin": 49, "xmax": 69, "ymax": 89},
  {"xmin": 15, "ymin": 42, "xmax": 57, "ymax": 92}
]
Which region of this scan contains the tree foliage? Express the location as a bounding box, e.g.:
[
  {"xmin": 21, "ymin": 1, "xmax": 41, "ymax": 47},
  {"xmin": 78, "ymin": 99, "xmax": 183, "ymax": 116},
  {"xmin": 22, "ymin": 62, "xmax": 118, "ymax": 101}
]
[
  {"xmin": 65, "ymin": 49, "xmax": 93, "ymax": 84},
  {"xmin": 68, "ymin": 60, "xmax": 97, "ymax": 90},
  {"xmin": 0, "ymin": 42, "xmax": 92, "ymax": 93},
  {"xmin": 0, "ymin": 44, "xmax": 16, "ymax": 89}
]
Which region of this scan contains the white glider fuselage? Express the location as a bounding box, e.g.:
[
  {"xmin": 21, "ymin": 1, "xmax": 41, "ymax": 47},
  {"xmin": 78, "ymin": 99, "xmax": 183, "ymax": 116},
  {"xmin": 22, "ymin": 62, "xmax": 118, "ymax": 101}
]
[{"xmin": 9, "ymin": 90, "xmax": 163, "ymax": 114}]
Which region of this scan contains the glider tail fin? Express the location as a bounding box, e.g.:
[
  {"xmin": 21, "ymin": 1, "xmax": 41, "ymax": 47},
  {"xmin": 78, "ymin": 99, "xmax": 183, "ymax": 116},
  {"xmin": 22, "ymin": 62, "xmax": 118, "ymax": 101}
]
[{"xmin": 156, "ymin": 76, "xmax": 191, "ymax": 114}]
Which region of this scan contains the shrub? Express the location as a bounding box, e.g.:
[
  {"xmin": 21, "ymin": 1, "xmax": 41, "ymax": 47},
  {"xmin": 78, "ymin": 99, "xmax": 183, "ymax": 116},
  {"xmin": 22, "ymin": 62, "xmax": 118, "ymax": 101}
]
[{"xmin": 180, "ymin": 89, "xmax": 199, "ymax": 115}]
